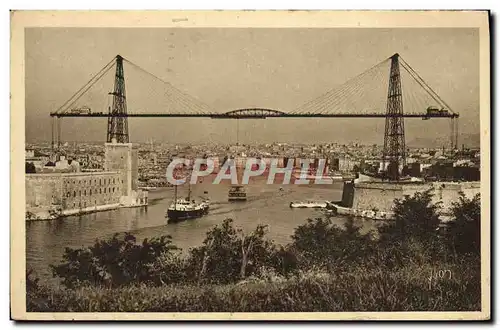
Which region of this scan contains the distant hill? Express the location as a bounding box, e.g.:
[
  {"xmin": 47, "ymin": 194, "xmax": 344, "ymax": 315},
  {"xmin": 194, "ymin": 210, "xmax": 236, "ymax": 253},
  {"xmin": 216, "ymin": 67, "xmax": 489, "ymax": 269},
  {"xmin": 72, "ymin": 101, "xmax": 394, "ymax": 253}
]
[{"xmin": 408, "ymin": 133, "xmax": 481, "ymax": 149}]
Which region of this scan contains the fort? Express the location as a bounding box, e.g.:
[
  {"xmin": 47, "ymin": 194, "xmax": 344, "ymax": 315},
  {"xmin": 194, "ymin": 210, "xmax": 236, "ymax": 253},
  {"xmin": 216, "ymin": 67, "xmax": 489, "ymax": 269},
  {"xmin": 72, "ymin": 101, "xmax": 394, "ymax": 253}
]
[
  {"xmin": 337, "ymin": 180, "xmax": 480, "ymax": 219},
  {"xmin": 25, "ymin": 141, "xmax": 148, "ymax": 221}
]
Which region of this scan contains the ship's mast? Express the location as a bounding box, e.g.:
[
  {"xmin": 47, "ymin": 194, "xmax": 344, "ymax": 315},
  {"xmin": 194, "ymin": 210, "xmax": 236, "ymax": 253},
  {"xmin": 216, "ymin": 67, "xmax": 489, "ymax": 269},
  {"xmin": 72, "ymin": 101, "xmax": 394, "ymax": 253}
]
[
  {"xmin": 174, "ymin": 185, "xmax": 177, "ymax": 209},
  {"xmin": 187, "ymin": 167, "xmax": 192, "ymax": 201}
]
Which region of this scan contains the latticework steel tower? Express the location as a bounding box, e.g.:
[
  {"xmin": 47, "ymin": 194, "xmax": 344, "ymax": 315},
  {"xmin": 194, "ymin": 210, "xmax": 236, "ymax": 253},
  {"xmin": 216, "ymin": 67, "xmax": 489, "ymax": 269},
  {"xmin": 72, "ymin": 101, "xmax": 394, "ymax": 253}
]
[
  {"xmin": 382, "ymin": 53, "xmax": 406, "ymax": 181},
  {"xmin": 107, "ymin": 55, "xmax": 129, "ymax": 143}
]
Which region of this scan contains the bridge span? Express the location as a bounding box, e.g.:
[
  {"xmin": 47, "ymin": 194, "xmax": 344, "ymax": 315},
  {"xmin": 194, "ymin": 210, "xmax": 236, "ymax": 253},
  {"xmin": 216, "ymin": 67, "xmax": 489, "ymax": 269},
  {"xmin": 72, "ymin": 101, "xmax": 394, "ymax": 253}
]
[{"xmin": 51, "ymin": 107, "xmax": 458, "ymax": 119}]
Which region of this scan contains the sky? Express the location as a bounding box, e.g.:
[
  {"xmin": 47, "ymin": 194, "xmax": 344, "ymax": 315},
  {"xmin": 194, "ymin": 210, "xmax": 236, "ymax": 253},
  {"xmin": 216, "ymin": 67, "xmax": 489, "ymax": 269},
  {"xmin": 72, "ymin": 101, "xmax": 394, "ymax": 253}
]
[{"xmin": 25, "ymin": 28, "xmax": 480, "ymax": 146}]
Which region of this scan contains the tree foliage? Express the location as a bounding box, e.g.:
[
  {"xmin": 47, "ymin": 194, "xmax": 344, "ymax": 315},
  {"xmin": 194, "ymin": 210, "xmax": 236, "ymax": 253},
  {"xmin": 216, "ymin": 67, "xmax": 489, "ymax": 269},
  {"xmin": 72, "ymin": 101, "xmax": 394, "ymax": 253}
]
[
  {"xmin": 290, "ymin": 216, "xmax": 373, "ymax": 270},
  {"xmin": 379, "ymin": 189, "xmax": 441, "ymax": 242},
  {"xmin": 47, "ymin": 190, "xmax": 481, "ymax": 291},
  {"xmin": 447, "ymin": 192, "xmax": 481, "ymax": 256},
  {"xmin": 51, "ymin": 233, "xmax": 178, "ymax": 288},
  {"xmin": 25, "ymin": 162, "xmax": 36, "ymax": 173},
  {"xmin": 186, "ymin": 219, "xmax": 279, "ymax": 284}
]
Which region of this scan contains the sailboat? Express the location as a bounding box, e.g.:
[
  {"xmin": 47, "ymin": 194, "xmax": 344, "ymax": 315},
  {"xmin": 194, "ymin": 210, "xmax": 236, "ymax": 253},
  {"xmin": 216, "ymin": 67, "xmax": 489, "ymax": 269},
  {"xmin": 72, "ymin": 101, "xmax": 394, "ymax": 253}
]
[{"xmin": 166, "ymin": 169, "xmax": 210, "ymax": 222}]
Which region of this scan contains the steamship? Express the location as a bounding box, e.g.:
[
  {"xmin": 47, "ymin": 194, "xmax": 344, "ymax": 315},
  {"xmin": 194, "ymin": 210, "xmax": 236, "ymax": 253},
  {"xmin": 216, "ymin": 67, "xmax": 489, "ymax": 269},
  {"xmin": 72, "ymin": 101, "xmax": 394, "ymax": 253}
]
[
  {"xmin": 166, "ymin": 195, "xmax": 210, "ymax": 222},
  {"xmin": 166, "ymin": 171, "xmax": 209, "ymax": 222},
  {"xmin": 228, "ymin": 185, "xmax": 247, "ymax": 202}
]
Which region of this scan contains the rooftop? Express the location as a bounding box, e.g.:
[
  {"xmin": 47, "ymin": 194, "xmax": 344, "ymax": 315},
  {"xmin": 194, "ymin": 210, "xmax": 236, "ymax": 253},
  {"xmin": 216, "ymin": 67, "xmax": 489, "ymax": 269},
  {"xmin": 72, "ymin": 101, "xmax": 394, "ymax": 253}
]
[{"xmin": 26, "ymin": 171, "xmax": 120, "ymax": 177}]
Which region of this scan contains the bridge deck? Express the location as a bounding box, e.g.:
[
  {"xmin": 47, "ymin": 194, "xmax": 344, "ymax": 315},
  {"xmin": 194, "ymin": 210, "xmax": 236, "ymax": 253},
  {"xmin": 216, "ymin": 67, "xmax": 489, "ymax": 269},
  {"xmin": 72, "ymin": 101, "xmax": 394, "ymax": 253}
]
[{"xmin": 50, "ymin": 112, "xmax": 459, "ymax": 119}]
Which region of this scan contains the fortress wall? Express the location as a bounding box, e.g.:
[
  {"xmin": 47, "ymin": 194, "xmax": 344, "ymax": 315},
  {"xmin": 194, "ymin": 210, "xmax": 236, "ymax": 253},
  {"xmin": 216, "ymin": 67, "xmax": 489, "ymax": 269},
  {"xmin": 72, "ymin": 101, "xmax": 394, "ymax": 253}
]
[
  {"xmin": 352, "ymin": 183, "xmax": 403, "ymax": 211},
  {"xmin": 427, "ymin": 182, "xmax": 480, "ymax": 211},
  {"xmin": 26, "ymin": 172, "xmax": 123, "ymax": 214},
  {"xmin": 425, "ymin": 182, "xmax": 462, "ymax": 211},
  {"xmin": 60, "ymin": 172, "xmax": 122, "ymax": 210},
  {"xmin": 462, "ymin": 185, "xmax": 481, "ymax": 199},
  {"xmin": 26, "ymin": 174, "xmax": 63, "ymax": 209},
  {"xmin": 352, "ymin": 181, "xmax": 480, "ymax": 213}
]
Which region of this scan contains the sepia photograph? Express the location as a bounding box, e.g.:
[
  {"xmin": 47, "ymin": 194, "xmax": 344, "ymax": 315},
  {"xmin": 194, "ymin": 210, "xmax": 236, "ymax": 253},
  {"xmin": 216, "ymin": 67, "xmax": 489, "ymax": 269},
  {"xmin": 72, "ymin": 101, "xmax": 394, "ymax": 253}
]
[{"xmin": 10, "ymin": 10, "xmax": 490, "ymax": 320}]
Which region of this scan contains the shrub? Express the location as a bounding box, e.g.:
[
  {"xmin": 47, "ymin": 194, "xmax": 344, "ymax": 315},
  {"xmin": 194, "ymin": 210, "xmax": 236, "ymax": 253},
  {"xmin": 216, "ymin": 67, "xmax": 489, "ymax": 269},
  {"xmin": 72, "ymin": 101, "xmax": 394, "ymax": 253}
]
[
  {"xmin": 148, "ymin": 251, "xmax": 191, "ymax": 286},
  {"xmin": 27, "ymin": 262, "xmax": 481, "ymax": 312},
  {"xmin": 37, "ymin": 187, "xmax": 482, "ymax": 312},
  {"xmin": 447, "ymin": 192, "xmax": 481, "ymax": 256},
  {"xmin": 51, "ymin": 233, "xmax": 179, "ymax": 288},
  {"xmin": 185, "ymin": 219, "xmax": 279, "ymax": 284},
  {"xmin": 25, "ymin": 161, "xmax": 36, "ymax": 173},
  {"xmin": 267, "ymin": 245, "xmax": 298, "ymax": 276},
  {"xmin": 290, "ymin": 216, "xmax": 373, "ymax": 270},
  {"xmin": 26, "ymin": 269, "xmax": 52, "ymax": 312},
  {"xmin": 379, "ymin": 189, "xmax": 441, "ymax": 242}
]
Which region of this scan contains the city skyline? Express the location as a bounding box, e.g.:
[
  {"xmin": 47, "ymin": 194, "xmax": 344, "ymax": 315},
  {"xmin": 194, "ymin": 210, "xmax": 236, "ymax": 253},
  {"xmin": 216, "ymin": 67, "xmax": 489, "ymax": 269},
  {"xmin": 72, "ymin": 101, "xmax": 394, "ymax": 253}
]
[{"xmin": 26, "ymin": 28, "xmax": 479, "ymax": 146}]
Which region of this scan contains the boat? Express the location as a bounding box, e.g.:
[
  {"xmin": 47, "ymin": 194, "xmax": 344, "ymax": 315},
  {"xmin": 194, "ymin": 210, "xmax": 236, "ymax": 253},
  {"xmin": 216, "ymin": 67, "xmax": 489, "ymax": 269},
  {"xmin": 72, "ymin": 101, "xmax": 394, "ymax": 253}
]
[
  {"xmin": 289, "ymin": 200, "xmax": 328, "ymax": 208},
  {"xmin": 325, "ymin": 202, "xmax": 394, "ymax": 220},
  {"xmin": 166, "ymin": 197, "xmax": 210, "ymax": 222},
  {"xmin": 139, "ymin": 186, "xmax": 158, "ymax": 192},
  {"xmin": 166, "ymin": 171, "xmax": 210, "ymax": 222},
  {"xmin": 228, "ymin": 185, "xmax": 247, "ymax": 202}
]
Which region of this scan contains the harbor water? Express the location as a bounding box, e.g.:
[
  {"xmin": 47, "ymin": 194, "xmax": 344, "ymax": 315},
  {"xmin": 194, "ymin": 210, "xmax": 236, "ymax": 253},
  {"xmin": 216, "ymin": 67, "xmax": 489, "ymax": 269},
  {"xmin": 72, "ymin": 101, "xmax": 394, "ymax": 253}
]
[{"xmin": 26, "ymin": 177, "xmax": 377, "ymax": 284}]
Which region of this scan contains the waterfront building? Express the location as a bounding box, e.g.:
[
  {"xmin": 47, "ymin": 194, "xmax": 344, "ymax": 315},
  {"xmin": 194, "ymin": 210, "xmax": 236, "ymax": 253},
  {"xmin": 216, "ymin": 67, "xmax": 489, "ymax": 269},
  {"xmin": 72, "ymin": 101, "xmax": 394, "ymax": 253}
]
[
  {"xmin": 26, "ymin": 171, "xmax": 123, "ymax": 216},
  {"xmin": 25, "ymin": 140, "xmax": 148, "ymax": 220}
]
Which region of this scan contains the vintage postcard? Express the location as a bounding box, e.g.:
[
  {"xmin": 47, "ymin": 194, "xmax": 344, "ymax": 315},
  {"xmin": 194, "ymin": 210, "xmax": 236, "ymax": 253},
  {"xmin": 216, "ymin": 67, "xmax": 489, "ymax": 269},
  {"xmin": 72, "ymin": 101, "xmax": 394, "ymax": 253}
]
[{"xmin": 11, "ymin": 10, "xmax": 490, "ymax": 320}]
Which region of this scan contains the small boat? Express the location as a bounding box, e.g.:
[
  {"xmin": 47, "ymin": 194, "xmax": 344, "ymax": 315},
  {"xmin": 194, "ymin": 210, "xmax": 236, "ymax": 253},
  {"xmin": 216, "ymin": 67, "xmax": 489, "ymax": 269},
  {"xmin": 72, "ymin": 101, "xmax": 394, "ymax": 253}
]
[
  {"xmin": 325, "ymin": 202, "xmax": 352, "ymax": 215},
  {"xmin": 139, "ymin": 186, "xmax": 158, "ymax": 192},
  {"xmin": 228, "ymin": 185, "xmax": 247, "ymax": 202},
  {"xmin": 289, "ymin": 200, "xmax": 328, "ymax": 208},
  {"xmin": 326, "ymin": 202, "xmax": 394, "ymax": 220}
]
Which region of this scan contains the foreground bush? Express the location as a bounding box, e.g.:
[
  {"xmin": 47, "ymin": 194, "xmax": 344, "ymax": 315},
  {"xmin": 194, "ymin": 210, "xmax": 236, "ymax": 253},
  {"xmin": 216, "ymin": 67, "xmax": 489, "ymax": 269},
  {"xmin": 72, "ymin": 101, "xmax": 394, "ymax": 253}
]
[
  {"xmin": 447, "ymin": 192, "xmax": 481, "ymax": 256},
  {"xmin": 51, "ymin": 233, "xmax": 179, "ymax": 288},
  {"xmin": 27, "ymin": 260, "xmax": 480, "ymax": 312},
  {"xmin": 290, "ymin": 216, "xmax": 373, "ymax": 271},
  {"xmin": 184, "ymin": 219, "xmax": 281, "ymax": 284},
  {"xmin": 28, "ymin": 189, "xmax": 482, "ymax": 312},
  {"xmin": 378, "ymin": 189, "xmax": 441, "ymax": 242}
]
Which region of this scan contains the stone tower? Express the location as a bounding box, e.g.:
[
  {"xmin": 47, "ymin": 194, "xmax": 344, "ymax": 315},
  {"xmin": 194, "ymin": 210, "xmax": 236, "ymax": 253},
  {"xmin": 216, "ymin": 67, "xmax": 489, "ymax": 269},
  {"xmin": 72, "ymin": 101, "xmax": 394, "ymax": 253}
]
[{"xmin": 104, "ymin": 139, "xmax": 138, "ymax": 197}]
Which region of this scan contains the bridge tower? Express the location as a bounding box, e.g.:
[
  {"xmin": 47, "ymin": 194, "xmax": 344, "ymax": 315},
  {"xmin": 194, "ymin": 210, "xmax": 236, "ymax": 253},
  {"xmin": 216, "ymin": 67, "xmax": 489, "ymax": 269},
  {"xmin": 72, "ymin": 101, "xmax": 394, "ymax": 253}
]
[
  {"xmin": 107, "ymin": 55, "xmax": 129, "ymax": 143},
  {"xmin": 382, "ymin": 53, "xmax": 406, "ymax": 181}
]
